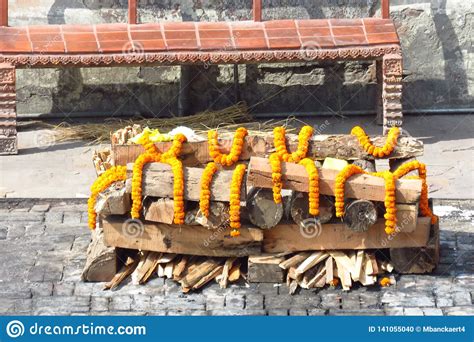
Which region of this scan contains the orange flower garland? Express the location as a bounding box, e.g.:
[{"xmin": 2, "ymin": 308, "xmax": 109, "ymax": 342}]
[
  {"xmin": 161, "ymin": 157, "xmax": 185, "ymax": 224},
  {"xmin": 229, "ymin": 164, "xmax": 247, "ymax": 237},
  {"xmin": 274, "ymin": 125, "xmax": 314, "ymax": 163},
  {"xmin": 351, "ymin": 126, "xmax": 400, "ymax": 158},
  {"xmin": 199, "ymin": 162, "xmax": 218, "ymax": 217},
  {"xmin": 334, "ymin": 164, "xmax": 366, "ymax": 218},
  {"xmin": 208, "ymin": 127, "xmax": 248, "ymax": 166},
  {"xmin": 269, "ymin": 152, "xmax": 283, "ymax": 204},
  {"xmin": 88, "ymin": 166, "xmax": 127, "ymax": 229},
  {"xmin": 299, "ymin": 158, "xmax": 320, "ymax": 216},
  {"xmin": 131, "ymin": 152, "xmax": 162, "ymax": 219},
  {"xmin": 393, "ymin": 160, "xmax": 437, "ymax": 224},
  {"xmin": 161, "ymin": 133, "xmax": 187, "ymax": 160},
  {"xmin": 377, "ymin": 171, "xmax": 397, "ymax": 235}
]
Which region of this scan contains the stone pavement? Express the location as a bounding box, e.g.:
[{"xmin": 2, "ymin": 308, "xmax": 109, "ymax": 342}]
[{"xmin": 0, "ymin": 199, "xmax": 472, "ymax": 316}]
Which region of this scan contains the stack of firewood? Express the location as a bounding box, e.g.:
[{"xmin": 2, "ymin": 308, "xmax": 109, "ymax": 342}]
[
  {"xmin": 92, "ymin": 148, "xmax": 112, "ymax": 176},
  {"xmin": 104, "ymin": 252, "xmax": 243, "ymax": 293}
]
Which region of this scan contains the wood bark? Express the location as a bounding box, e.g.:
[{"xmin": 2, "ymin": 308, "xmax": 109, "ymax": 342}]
[
  {"xmin": 246, "ymin": 188, "xmax": 283, "ymax": 229},
  {"xmin": 82, "ymin": 228, "xmax": 117, "ymax": 282},
  {"xmin": 102, "ymin": 216, "xmax": 263, "ymax": 257},
  {"xmin": 144, "ymin": 198, "xmax": 175, "ymax": 224},
  {"xmin": 113, "ymin": 133, "xmax": 423, "ymax": 166},
  {"xmin": 126, "ymin": 162, "xmax": 245, "ymax": 202},
  {"xmin": 247, "ymin": 157, "xmax": 422, "ymax": 204}
]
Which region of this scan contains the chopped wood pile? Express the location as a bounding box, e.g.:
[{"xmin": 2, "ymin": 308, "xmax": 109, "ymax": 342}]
[
  {"xmin": 92, "ymin": 148, "xmax": 112, "ymax": 176},
  {"xmin": 84, "ymin": 128, "xmax": 438, "ymax": 294}
]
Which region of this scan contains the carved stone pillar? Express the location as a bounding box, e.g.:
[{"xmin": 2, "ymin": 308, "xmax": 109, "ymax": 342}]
[
  {"xmin": 0, "ymin": 63, "xmax": 17, "ymax": 154},
  {"xmin": 382, "ymin": 54, "xmax": 403, "ymax": 135}
]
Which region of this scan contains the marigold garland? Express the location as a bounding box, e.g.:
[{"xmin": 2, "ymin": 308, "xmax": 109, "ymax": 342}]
[
  {"xmin": 393, "ymin": 160, "xmax": 438, "ymax": 224},
  {"xmin": 131, "ymin": 152, "xmax": 162, "ymax": 219},
  {"xmin": 379, "ymin": 277, "xmax": 391, "ymax": 287},
  {"xmin": 351, "ymin": 126, "xmax": 400, "ymax": 158},
  {"xmin": 269, "ymin": 152, "xmax": 283, "ymax": 204},
  {"xmin": 273, "ymin": 125, "xmax": 313, "ymax": 163},
  {"xmin": 133, "ymin": 128, "xmax": 160, "ymax": 155},
  {"xmin": 208, "ymin": 127, "xmax": 248, "ymax": 166},
  {"xmin": 199, "ymin": 162, "xmax": 218, "ymax": 217},
  {"xmin": 334, "ymin": 164, "xmax": 365, "ymax": 218},
  {"xmin": 88, "ymin": 166, "xmax": 127, "ymax": 229},
  {"xmin": 229, "ymin": 164, "xmax": 247, "ymax": 237},
  {"xmin": 161, "ymin": 133, "xmax": 187, "ymax": 160},
  {"xmin": 162, "ymin": 157, "xmax": 185, "ymax": 224},
  {"xmin": 299, "ymin": 158, "xmax": 320, "ymax": 216},
  {"xmin": 373, "ymin": 170, "xmax": 397, "ymax": 235}
]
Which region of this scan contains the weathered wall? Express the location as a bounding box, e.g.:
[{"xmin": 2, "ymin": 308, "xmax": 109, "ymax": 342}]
[{"xmin": 7, "ymin": 0, "xmax": 474, "ymax": 117}]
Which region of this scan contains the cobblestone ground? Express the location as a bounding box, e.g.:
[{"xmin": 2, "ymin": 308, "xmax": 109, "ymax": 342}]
[{"xmin": 0, "ymin": 199, "xmax": 472, "ymax": 316}]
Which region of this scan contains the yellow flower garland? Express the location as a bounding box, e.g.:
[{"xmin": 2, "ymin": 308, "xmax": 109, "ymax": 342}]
[
  {"xmin": 299, "ymin": 158, "xmax": 320, "ymax": 216},
  {"xmin": 88, "ymin": 166, "xmax": 127, "ymax": 229},
  {"xmin": 393, "ymin": 160, "xmax": 438, "ymax": 224},
  {"xmin": 274, "ymin": 125, "xmax": 314, "ymax": 163},
  {"xmin": 208, "ymin": 127, "xmax": 248, "ymax": 166},
  {"xmin": 351, "ymin": 126, "xmax": 400, "ymax": 158},
  {"xmin": 162, "ymin": 157, "xmax": 185, "ymax": 224},
  {"xmin": 269, "ymin": 152, "xmax": 283, "ymax": 204},
  {"xmin": 199, "ymin": 162, "xmax": 218, "ymax": 217},
  {"xmin": 131, "ymin": 152, "xmax": 162, "ymax": 219},
  {"xmin": 375, "ymin": 170, "xmax": 397, "ymax": 235},
  {"xmin": 229, "ymin": 164, "xmax": 247, "ymax": 237},
  {"xmin": 161, "ymin": 133, "xmax": 187, "ymax": 160},
  {"xmin": 334, "ymin": 164, "xmax": 365, "ymax": 218}
]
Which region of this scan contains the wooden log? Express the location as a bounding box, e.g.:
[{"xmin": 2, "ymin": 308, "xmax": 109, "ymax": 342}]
[
  {"xmin": 126, "ymin": 162, "xmax": 246, "ymax": 202},
  {"xmin": 228, "ymin": 262, "xmax": 241, "ymax": 282},
  {"xmin": 390, "ymin": 219, "xmax": 440, "ymax": 274},
  {"xmin": 306, "ymin": 264, "xmax": 326, "ymax": 288},
  {"xmin": 352, "ymin": 159, "xmax": 376, "ymax": 173},
  {"xmin": 95, "ymin": 186, "xmax": 130, "ymax": 215},
  {"xmin": 263, "ymin": 217, "xmax": 432, "ymax": 253},
  {"xmin": 102, "ymin": 216, "xmax": 263, "ymax": 257},
  {"xmin": 290, "ymin": 193, "xmax": 333, "ymax": 226},
  {"xmin": 279, "ymin": 252, "xmax": 311, "ymax": 270},
  {"xmin": 186, "ymin": 202, "xmax": 230, "ymax": 230},
  {"xmin": 191, "ymin": 265, "xmax": 224, "ymax": 291},
  {"xmin": 395, "ymin": 204, "xmax": 418, "ymax": 233},
  {"xmin": 82, "ymin": 228, "xmax": 118, "ymax": 282},
  {"xmin": 217, "ymin": 258, "xmax": 235, "ymax": 288},
  {"xmin": 246, "ymin": 188, "xmax": 283, "ymax": 229},
  {"xmin": 172, "ymin": 256, "xmax": 188, "ymax": 280},
  {"xmin": 343, "ymin": 200, "xmax": 378, "ymax": 232},
  {"xmin": 248, "ymin": 254, "xmax": 285, "ymax": 283},
  {"xmin": 112, "ymin": 133, "xmax": 423, "ymax": 166},
  {"xmin": 325, "ymin": 256, "xmax": 334, "ymax": 284},
  {"xmin": 104, "ymin": 255, "xmax": 139, "ymax": 290},
  {"xmin": 247, "ymin": 157, "xmax": 422, "ymax": 204},
  {"xmin": 144, "ymin": 198, "xmax": 175, "ymax": 224},
  {"xmin": 295, "ymin": 252, "xmax": 328, "ymax": 276}
]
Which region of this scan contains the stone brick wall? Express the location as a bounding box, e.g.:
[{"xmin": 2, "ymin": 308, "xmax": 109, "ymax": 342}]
[{"xmin": 7, "ymin": 0, "xmax": 474, "ymax": 117}]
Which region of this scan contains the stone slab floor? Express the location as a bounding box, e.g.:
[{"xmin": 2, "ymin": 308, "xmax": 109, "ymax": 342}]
[{"xmin": 0, "ymin": 198, "xmax": 472, "ymax": 316}]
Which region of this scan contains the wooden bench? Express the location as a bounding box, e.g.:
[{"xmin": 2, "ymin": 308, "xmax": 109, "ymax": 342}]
[{"xmin": 0, "ymin": 0, "xmax": 402, "ymax": 155}]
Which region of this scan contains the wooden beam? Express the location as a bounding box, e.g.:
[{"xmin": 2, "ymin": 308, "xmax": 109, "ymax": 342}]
[
  {"xmin": 247, "ymin": 157, "xmax": 422, "ymax": 204},
  {"xmin": 112, "ymin": 134, "xmax": 423, "ymax": 166},
  {"xmin": 381, "ymin": 0, "xmax": 390, "ymax": 19},
  {"xmin": 253, "ymin": 0, "xmax": 262, "ymax": 22},
  {"xmin": 126, "ymin": 162, "xmax": 246, "ymax": 202},
  {"xmin": 263, "ymin": 217, "xmax": 432, "ymax": 253},
  {"xmin": 0, "ymin": 0, "xmax": 7, "ymax": 26},
  {"xmin": 102, "ymin": 216, "xmax": 263, "ymax": 257},
  {"xmin": 128, "ymin": 0, "xmax": 138, "ymax": 24}
]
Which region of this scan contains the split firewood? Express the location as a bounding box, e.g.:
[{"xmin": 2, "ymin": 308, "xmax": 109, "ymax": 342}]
[
  {"xmin": 246, "ymin": 188, "xmax": 283, "ymax": 229},
  {"xmin": 180, "ymin": 259, "xmax": 222, "ymax": 288},
  {"xmin": 287, "ymin": 266, "xmax": 302, "ymax": 282},
  {"xmin": 104, "ymin": 256, "xmax": 139, "ymax": 290},
  {"xmin": 288, "ymin": 279, "xmax": 299, "ymax": 295},
  {"xmin": 157, "ymin": 264, "xmax": 165, "ymax": 278},
  {"xmin": 279, "ymin": 252, "xmax": 311, "ymax": 270},
  {"xmin": 325, "ymin": 256, "xmax": 334, "ymax": 284},
  {"xmin": 295, "ymin": 252, "xmax": 328, "ymax": 276},
  {"xmin": 144, "ymin": 198, "xmax": 175, "ymax": 224},
  {"xmin": 352, "ymin": 159, "xmax": 376, "ymax": 173},
  {"xmin": 156, "ymin": 253, "xmax": 177, "ymax": 264},
  {"xmin": 352, "ymin": 250, "xmax": 365, "ymax": 282},
  {"xmin": 343, "ymin": 200, "xmax": 378, "ymax": 232},
  {"xmin": 367, "ymin": 254, "xmax": 380, "ymax": 275},
  {"xmin": 228, "ymin": 261, "xmax": 242, "ymax": 282},
  {"xmin": 306, "ymin": 264, "xmax": 326, "ymax": 288},
  {"xmin": 164, "ymin": 261, "xmax": 174, "ymax": 278},
  {"xmin": 190, "ymin": 265, "xmax": 224, "ymax": 291},
  {"xmin": 172, "ymin": 256, "xmax": 189, "ymax": 280},
  {"xmin": 216, "ymin": 258, "xmax": 236, "ymax": 288},
  {"xmin": 131, "ymin": 251, "xmax": 151, "ymax": 284},
  {"xmin": 290, "ymin": 193, "xmax": 334, "ymax": 226},
  {"xmin": 300, "ymin": 264, "xmax": 321, "ymax": 289},
  {"xmin": 359, "ymin": 256, "xmax": 377, "ymax": 286},
  {"xmin": 380, "ymin": 260, "xmax": 394, "ymax": 273}
]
